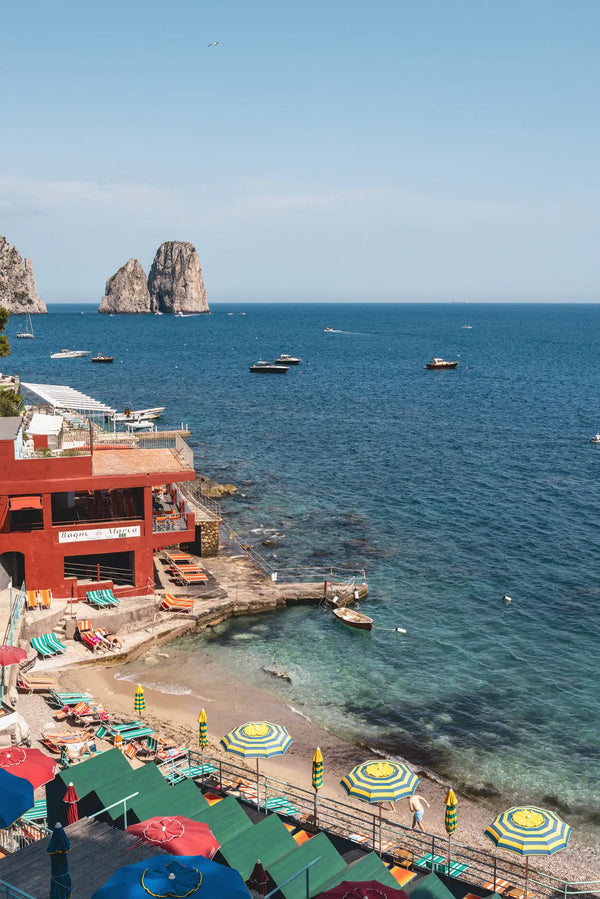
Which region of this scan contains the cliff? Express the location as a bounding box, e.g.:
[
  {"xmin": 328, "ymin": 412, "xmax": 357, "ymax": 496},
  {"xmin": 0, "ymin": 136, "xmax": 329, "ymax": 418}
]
[
  {"xmin": 99, "ymin": 258, "xmax": 151, "ymax": 314},
  {"xmin": 0, "ymin": 236, "xmax": 47, "ymax": 313},
  {"xmin": 147, "ymin": 241, "xmax": 209, "ymax": 314}
]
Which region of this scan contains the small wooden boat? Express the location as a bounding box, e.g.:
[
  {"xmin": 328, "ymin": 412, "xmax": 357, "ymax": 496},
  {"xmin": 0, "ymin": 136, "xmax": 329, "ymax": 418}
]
[
  {"xmin": 332, "ymin": 606, "xmax": 373, "ymax": 631},
  {"xmin": 91, "ymin": 354, "xmax": 114, "ymax": 363},
  {"xmin": 425, "ymin": 357, "xmax": 459, "ymax": 370}
]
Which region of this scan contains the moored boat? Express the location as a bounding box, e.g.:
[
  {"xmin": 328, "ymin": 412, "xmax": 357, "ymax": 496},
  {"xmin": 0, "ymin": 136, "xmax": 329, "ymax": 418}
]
[
  {"xmin": 91, "ymin": 354, "xmax": 113, "ymax": 363},
  {"xmin": 589, "ymin": 433, "xmax": 600, "ymax": 444},
  {"xmin": 50, "ymin": 349, "xmax": 91, "ymax": 359},
  {"xmin": 16, "ymin": 312, "xmax": 35, "ymax": 339},
  {"xmin": 250, "ymin": 361, "xmax": 289, "ymax": 373},
  {"xmin": 275, "ymin": 354, "xmax": 301, "ymax": 365},
  {"xmin": 111, "ymin": 406, "xmax": 166, "ymax": 423},
  {"xmin": 332, "ymin": 606, "xmax": 373, "ymax": 631},
  {"xmin": 425, "ymin": 357, "xmax": 459, "ymax": 370}
]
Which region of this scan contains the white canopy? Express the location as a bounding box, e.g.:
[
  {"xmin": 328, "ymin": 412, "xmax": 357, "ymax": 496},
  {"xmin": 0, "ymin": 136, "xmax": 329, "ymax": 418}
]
[
  {"xmin": 27, "ymin": 413, "xmax": 64, "ymax": 436},
  {"xmin": 21, "ymin": 383, "xmax": 116, "ymax": 416}
]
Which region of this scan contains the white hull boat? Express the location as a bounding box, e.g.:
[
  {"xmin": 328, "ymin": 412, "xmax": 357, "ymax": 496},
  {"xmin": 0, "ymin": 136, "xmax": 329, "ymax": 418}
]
[
  {"xmin": 50, "ymin": 349, "xmax": 91, "ymax": 359},
  {"xmin": 111, "ymin": 406, "xmax": 166, "ymax": 423}
]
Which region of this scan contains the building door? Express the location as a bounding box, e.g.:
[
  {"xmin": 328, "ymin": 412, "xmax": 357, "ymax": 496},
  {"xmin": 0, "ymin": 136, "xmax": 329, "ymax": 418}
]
[{"xmin": 0, "ymin": 552, "xmax": 25, "ymax": 589}]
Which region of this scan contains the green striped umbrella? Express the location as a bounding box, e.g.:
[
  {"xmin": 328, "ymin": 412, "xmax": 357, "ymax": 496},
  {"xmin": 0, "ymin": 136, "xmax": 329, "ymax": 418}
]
[
  {"xmin": 220, "ymin": 722, "xmax": 293, "ymax": 809},
  {"xmin": 312, "ymin": 747, "xmax": 323, "ymax": 822},
  {"xmin": 134, "ymin": 685, "xmax": 146, "ymax": 723},
  {"xmin": 445, "ymin": 789, "xmax": 457, "ymax": 874},
  {"xmin": 341, "ymin": 760, "xmax": 420, "ymax": 853},
  {"xmin": 485, "ymin": 806, "xmax": 572, "ymax": 897},
  {"xmin": 198, "ymin": 709, "xmax": 208, "ymax": 783}
]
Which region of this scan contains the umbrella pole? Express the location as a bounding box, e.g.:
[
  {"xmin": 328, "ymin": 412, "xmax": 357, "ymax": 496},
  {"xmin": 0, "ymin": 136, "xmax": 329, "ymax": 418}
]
[
  {"xmin": 379, "ymin": 803, "xmax": 383, "ymax": 856},
  {"xmin": 313, "ymin": 788, "xmax": 318, "ymax": 825},
  {"xmin": 256, "ymin": 758, "xmax": 260, "ymax": 810},
  {"xmin": 448, "ymin": 835, "xmax": 451, "ymax": 875},
  {"xmin": 525, "ymin": 856, "xmax": 529, "ymax": 899}
]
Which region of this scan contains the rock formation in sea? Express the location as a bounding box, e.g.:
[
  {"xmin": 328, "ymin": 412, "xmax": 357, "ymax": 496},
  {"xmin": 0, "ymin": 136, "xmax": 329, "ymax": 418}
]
[
  {"xmin": 0, "ymin": 235, "xmax": 47, "ymax": 313},
  {"xmin": 147, "ymin": 241, "xmax": 209, "ymax": 314},
  {"xmin": 98, "ymin": 258, "xmax": 151, "ymax": 314}
]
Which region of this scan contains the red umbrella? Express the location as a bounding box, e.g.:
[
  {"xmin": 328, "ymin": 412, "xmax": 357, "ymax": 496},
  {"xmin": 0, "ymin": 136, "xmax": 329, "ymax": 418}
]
[
  {"xmin": 125, "ymin": 816, "xmax": 220, "ymax": 858},
  {"xmin": 314, "ymin": 883, "xmax": 410, "ymax": 899},
  {"xmin": 0, "ymin": 747, "xmax": 57, "ymax": 789},
  {"xmin": 63, "ymin": 782, "xmax": 79, "ymax": 824},
  {"xmin": 0, "ymin": 646, "xmax": 27, "ymax": 667},
  {"xmin": 246, "ymin": 859, "xmax": 269, "ymax": 897}
]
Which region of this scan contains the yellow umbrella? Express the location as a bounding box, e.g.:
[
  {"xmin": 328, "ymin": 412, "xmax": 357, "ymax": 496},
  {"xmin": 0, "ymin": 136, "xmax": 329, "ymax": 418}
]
[
  {"xmin": 134, "ymin": 685, "xmax": 145, "ymax": 724},
  {"xmin": 445, "ymin": 788, "xmax": 457, "ymax": 874},
  {"xmin": 198, "ymin": 709, "xmax": 208, "ymax": 782}
]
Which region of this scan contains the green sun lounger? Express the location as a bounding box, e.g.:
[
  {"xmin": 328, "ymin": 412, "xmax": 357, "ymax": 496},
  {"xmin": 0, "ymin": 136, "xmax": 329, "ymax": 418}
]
[
  {"xmin": 31, "ymin": 636, "xmax": 54, "ymax": 657},
  {"xmin": 21, "ymin": 799, "xmax": 47, "ymax": 823},
  {"xmin": 86, "ymin": 588, "xmax": 120, "ymax": 607},
  {"xmin": 263, "ymin": 796, "xmax": 300, "ymax": 816},
  {"xmin": 48, "ymin": 690, "xmax": 93, "ymax": 707},
  {"xmin": 45, "ymin": 633, "xmax": 66, "ymax": 654},
  {"xmin": 114, "ymin": 725, "xmax": 155, "ymax": 743}
]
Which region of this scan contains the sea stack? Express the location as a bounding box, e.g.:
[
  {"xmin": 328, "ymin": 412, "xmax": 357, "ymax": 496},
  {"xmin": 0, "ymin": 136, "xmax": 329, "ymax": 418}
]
[
  {"xmin": 148, "ymin": 241, "xmax": 209, "ymax": 314},
  {"xmin": 0, "ymin": 235, "xmax": 47, "ymax": 313},
  {"xmin": 99, "ymin": 258, "xmax": 151, "ymax": 314}
]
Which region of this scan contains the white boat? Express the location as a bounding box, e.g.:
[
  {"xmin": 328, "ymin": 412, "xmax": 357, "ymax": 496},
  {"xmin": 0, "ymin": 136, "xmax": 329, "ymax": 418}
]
[
  {"xmin": 125, "ymin": 420, "xmax": 155, "ymax": 431},
  {"xmin": 589, "ymin": 433, "xmax": 600, "ymax": 444},
  {"xmin": 111, "ymin": 406, "xmax": 166, "ymax": 423},
  {"xmin": 50, "ymin": 349, "xmax": 91, "ymax": 359},
  {"xmin": 16, "ymin": 312, "xmax": 34, "ymax": 339},
  {"xmin": 275, "ymin": 354, "xmax": 301, "ymax": 365}
]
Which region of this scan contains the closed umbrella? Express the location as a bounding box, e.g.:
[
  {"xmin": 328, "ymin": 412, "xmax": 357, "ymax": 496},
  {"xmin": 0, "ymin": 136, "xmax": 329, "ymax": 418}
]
[
  {"xmin": 63, "ymin": 783, "xmax": 79, "ymax": 825},
  {"xmin": 444, "ymin": 789, "xmax": 457, "ymax": 875},
  {"xmin": 126, "ymin": 816, "xmax": 220, "ymax": 858},
  {"xmin": 0, "ymin": 768, "xmax": 35, "ymax": 828},
  {"xmin": 221, "ymin": 721, "xmax": 293, "ymax": 809},
  {"xmin": 0, "ymin": 747, "xmax": 57, "ymax": 790},
  {"xmin": 314, "ymin": 881, "xmax": 410, "ymax": 899},
  {"xmin": 198, "ymin": 708, "xmax": 208, "ymax": 781},
  {"xmin": 246, "ymin": 859, "xmax": 269, "ymax": 897},
  {"xmin": 0, "ymin": 646, "xmax": 27, "ymax": 667},
  {"xmin": 485, "ymin": 805, "xmax": 571, "ymax": 898},
  {"xmin": 312, "ymin": 747, "xmax": 323, "ymax": 824},
  {"xmin": 47, "ymin": 821, "xmax": 71, "ymax": 899},
  {"xmin": 341, "ymin": 760, "xmax": 420, "ymax": 854},
  {"xmin": 90, "ymin": 855, "xmax": 250, "ymax": 899},
  {"xmin": 134, "ymin": 685, "xmax": 146, "ymax": 723}
]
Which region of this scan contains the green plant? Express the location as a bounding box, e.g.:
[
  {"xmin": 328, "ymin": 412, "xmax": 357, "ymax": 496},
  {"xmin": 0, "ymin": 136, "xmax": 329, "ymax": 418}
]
[
  {"xmin": 0, "ymin": 388, "xmax": 21, "ymax": 417},
  {"xmin": 0, "ymin": 308, "xmax": 11, "ymax": 358}
]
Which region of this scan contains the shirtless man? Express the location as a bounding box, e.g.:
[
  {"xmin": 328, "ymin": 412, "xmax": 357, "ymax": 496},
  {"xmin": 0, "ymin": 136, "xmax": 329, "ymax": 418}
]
[{"xmin": 408, "ymin": 793, "xmax": 430, "ymax": 831}]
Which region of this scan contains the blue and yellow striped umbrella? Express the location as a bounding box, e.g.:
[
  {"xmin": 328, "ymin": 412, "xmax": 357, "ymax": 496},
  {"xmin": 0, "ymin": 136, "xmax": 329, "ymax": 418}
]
[
  {"xmin": 341, "ymin": 759, "xmax": 420, "ymax": 804},
  {"xmin": 485, "ymin": 806, "xmax": 571, "ymax": 896},
  {"xmin": 312, "ymin": 747, "xmax": 323, "ymax": 792},
  {"xmin": 220, "ymin": 722, "xmax": 293, "ymax": 809},
  {"xmin": 445, "ymin": 789, "xmax": 457, "ymax": 836},
  {"xmin": 134, "ymin": 685, "xmax": 145, "ymax": 722},
  {"xmin": 198, "ymin": 709, "xmax": 208, "ymax": 749}
]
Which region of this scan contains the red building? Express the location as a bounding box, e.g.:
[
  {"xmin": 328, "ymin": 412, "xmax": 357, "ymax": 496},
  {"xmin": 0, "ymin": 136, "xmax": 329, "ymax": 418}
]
[{"xmin": 0, "ymin": 416, "xmax": 196, "ymax": 597}]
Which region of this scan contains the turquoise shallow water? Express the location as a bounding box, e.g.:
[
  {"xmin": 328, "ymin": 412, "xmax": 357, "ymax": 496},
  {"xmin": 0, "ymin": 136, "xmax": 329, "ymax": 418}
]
[{"xmin": 10, "ymin": 302, "xmax": 600, "ymax": 836}]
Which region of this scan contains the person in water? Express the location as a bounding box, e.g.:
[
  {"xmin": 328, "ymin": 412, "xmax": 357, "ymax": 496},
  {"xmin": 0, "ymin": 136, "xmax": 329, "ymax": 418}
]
[{"xmin": 408, "ymin": 793, "xmax": 430, "ymax": 831}]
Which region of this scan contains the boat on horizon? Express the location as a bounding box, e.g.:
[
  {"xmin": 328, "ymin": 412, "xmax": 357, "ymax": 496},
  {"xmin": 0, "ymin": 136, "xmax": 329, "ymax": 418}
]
[
  {"xmin": 425, "ymin": 357, "xmax": 459, "ymax": 370},
  {"xmin": 275, "ymin": 354, "xmax": 301, "ymax": 365},
  {"xmin": 50, "ymin": 349, "xmax": 91, "ymax": 359},
  {"xmin": 332, "ymin": 606, "xmax": 373, "ymax": 631},
  {"xmin": 16, "ymin": 312, "xmax": 35, "ymax": 339},
  {"xmin": 250, "ymin": 361, "xmax": 289, "ymax": 373},
  {"xmin": 91, "ymin": 354, "xmax": 114, "ymax": 363}
]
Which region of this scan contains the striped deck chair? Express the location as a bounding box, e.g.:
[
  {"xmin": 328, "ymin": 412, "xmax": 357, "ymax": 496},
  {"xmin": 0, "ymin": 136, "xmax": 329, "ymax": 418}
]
[
  {"xmin": 176, "ymin": 571, "xmax": 209, "ymax": 585},
  {"xmin": 86, "ymin": 590, "xmax": 109, "ymax": 607},
  {"xmin": 99, "ymin": 588, "xmax": 119, "ymax": 605},
  {"xmin": 164, "ymin": 552, "xmax": 192, "ymax": 562},
  {"xmin": 160, "ymin": 593, "xmax": 194, "ymax": 612},
  {"xmin": 31, "ymin": 635, "xmax": 54, "ymax": 657},
  {"xmin": 45, "ymin": 633, "xmax": 66, "ymax": 654},
  {"xmin": 39, "ymin": 589, "xmax": 52, "ymax": 609},
  {"xmin": 26, "ymin": 590, "xmax": 39, "ymax": 611}
]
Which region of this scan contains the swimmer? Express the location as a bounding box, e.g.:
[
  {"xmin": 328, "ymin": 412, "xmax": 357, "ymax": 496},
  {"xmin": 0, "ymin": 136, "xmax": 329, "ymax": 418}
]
[{"xmin": 502, "ymin": 595, "xmax": 512, "ymax": 604}]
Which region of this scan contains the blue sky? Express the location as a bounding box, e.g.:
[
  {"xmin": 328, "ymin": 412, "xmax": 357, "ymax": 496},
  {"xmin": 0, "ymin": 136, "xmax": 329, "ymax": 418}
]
[{"xmin": 1, "ymin": 0, "xmax": 599, "ymax": 303}]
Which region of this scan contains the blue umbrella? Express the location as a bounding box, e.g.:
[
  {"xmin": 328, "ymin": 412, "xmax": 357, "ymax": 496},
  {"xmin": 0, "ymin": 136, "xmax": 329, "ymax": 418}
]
[
  {"xmin": 47, "ymin": 822, "xmax": 71, "ymax": 899},
  {"xmin": 0, "ymin": 767, "xmax": 34, "ymax": 828},
  {"xmin": 90, "ymin": 854, "xmax": 250, "ymax": 899}
]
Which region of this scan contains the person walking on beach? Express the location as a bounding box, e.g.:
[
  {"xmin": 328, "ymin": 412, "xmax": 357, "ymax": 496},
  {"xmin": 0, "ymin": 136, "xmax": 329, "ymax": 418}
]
[{"xmin": 408, "ymin": 793, "xmax": 430, "ymax": 831}]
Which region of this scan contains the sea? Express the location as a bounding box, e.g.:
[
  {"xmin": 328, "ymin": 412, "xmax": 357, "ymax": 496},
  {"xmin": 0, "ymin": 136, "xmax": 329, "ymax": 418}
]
[{"xmin": 8, "ymin": 302, "xmax": 600, "ymax": 841}]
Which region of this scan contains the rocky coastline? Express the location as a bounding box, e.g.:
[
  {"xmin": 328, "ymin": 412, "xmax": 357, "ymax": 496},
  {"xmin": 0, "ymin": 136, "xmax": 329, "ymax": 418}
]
[{"xmin": 0, "ymin": 234, "xmax": 47, "ymax": 313}]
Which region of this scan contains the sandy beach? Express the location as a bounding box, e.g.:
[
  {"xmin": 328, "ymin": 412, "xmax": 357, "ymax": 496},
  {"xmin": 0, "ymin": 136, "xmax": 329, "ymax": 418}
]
[{"xmin": 35, "ymin": 642, "xmax": 597, "ymax": 886}]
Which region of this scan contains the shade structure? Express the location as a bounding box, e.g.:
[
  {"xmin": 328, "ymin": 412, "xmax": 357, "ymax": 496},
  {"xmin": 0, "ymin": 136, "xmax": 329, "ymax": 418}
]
[
  {"xmin": 90, "ymin": 854, "xmax": 250, "ymax": 899},
  {"xmin": 220, "ymin": 721, "xmax": 293, "ymax": 809},
  {"xmin": 0, "ymin": 768, "xmax": 35, "ymax": 828},
  {"xmin": 341, "ymin": 760, "xmax": 420, "ymax": 855},
  {"xmin": 126, "ymin": 816, "xmax": 220, "ymax": 858},
  {"xmin": 63, "ymin": 783, "xmax": 79, "ymax": 825},
  {"xmin": 198, "ymin": 709, "xmax": 208, "ymax": 748},
  {"xmin": 134, "ymin": 685, "xmax": 146, "ymax": 722},
  {"xmin": 314, "ymin": 881, "xmax": 410, "ymax": 899},
  {"xmin": 0, "ymin": 747, "xmax": 57, "ymax": 790},
  {"xmin": 0, "ymin": 645, "xmax": 27, "ymax": 667},
  {"xmin": 485, "ymin": 805, "xmax": 572, "ymax": 896},
  {"xmin": 47, "ymin": 821, "xmax": 71, "ymax": 899}
]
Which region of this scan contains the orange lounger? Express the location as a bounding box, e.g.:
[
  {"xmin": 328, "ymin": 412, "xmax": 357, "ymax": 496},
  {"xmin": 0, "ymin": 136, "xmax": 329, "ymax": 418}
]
[
  {"xmin": 39, "ymin": 589, "xmax": 52, "ymax": 609},
  {"xmin": 161, "ymin": 593, "xmax": 195, "ymax": 611},
  {"xmin": 26, "ymin": 590, "xmax": 39, "ymax": 611}
]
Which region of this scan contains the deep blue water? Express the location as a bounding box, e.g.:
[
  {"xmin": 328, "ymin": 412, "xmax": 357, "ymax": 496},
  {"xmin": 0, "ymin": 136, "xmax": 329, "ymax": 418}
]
[{"xmin": 8, "ymin": 302, "xmax": 600, "ymax": 833}]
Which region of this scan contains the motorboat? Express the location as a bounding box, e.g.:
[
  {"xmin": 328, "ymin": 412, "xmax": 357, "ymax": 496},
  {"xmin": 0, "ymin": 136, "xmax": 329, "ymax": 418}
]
[
  {"xmin": 91, "ymin": 354, "xmax": 114, "ymax": 363},
  {"xmin": 112, "ymin": 406, "xmax": 166, "ymax": 423},
  {"xmin": 324, "ymin": 326, "xmax": 334, "ymax": 332},
  {"xmin": 332, "ymin": 606, "xmax": 373, "ymax": 631},
  {"xmin": 250, "ymin": 361, "xmax": 289, "ymax": 373},
  {"xmin": 425, "ymin": 357, "xmax": 459, "ymax": 370},
  {"xmin": 275, "ymin": 354, "xmax": 301, "ymax": 365},
  {"xmin": 125, "ymin": 420, "xmax": 155, "ymax": 431},
  {"xmin": 16, "ymin": 312, "xmax": 34, "ymax": 339},
  {"xmin": 461, "ymin": 325, "xmax": 472, "ymax": 329},
  {"xmin": 50, "ymin": 349, "xmax": 91, "ymax": 359},
  {"xmin": 589, "ymin": 434, "xmax": 600, "ymax": 444}
]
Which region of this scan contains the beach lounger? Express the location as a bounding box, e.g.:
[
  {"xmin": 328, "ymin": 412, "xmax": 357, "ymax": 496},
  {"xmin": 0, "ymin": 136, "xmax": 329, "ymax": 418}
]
[
  {"xmin": 175, "ymin": 571, "xmax": 209, "ymax": 585},
  {"xmin": 31, "ymin": 635, "xmax": 54, "ymax": 657},
  {"xmin": 86, "ymin": 588, "xmax": 120, "ymax": 607},
  {"xmin": 18, "ymin": 673, "xmax": 60, "ymax": 693},
  {"xmin": 263, "ymin": 796, "xmax": 300, "ymax": 816},
  {"xmin": 45, "ymin": 633, "xmax": 66, "ymax": 654},
  {"xmin": 48, "ymin": 690, "xmax": 93, "ymax": 707},
  {"xmin": 164, "ymin": 552, "xmax": 192, "ymax": 562},
  {"xmin": 77, "ymin": 620, "xmax": 105, "ymax": 653},
  {"xmin": 482, "ymin": 879, "xmax": 512, "ymax": 894},
  {"xmin": 39, "ymin": 589, "xmax": 52, "ymax": 609},
  {"xmin": 113, "ymin": 725, "xmax": 155, "ymax": 743},
  {"xmin": 160, "ymin": 593, "xmax": 195, "ymax": 611},
  {"xmin": 416, "ymin": 853, "xmax": 445, "ymax": 870},
  {"xmin": 21, "ymin": 800, "xmax": 47, "ymax": 823},
  {"xmin": 26, "ymin": 590, "xmax": 39, "ymax": 611},
  {"xmin": 388, "ymin": 866, "xmax": 417, "ymax": 887}
]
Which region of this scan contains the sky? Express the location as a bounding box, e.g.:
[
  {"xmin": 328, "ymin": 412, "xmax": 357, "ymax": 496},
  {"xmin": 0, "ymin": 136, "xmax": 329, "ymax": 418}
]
[{"xmin": 1, "ymin": 0, "xmax": 600, "ymax": 303}]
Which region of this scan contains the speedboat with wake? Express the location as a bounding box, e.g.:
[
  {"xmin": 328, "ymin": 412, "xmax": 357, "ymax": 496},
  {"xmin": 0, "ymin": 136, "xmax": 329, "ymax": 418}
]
[{"xmin": 50, "ymin": 349, "xmax": 91, "ymax": 359}]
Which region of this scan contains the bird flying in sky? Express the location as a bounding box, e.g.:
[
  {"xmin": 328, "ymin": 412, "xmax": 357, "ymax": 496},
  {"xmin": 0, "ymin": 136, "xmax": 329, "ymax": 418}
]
[{"xmin": 207, "ymin": 42, "xmax": 220, "ymax": 47}]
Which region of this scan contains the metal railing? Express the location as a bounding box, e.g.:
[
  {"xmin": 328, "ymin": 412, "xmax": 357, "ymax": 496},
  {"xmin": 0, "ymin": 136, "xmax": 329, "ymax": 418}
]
[
  {"xmin": 52, "ymin": 513, "xmax": 142, "ymax": 527},
  {"xmin": 0, "ymin": 881, "xmax": 39, "ymax": 899},
  {"xmin": 88, "ymin": 791, "xmax": 139, "ymax": 829},
  {"xmin": 0, "ymin": 818, "xmax": 51, "ymax": 854},
  {"xmin": 62, "ymin": 561, "xmax": 134, "ymax": 586},
  {"xmin": 180, "ymin": 750, "xmax": 599, "ymax": 899}
]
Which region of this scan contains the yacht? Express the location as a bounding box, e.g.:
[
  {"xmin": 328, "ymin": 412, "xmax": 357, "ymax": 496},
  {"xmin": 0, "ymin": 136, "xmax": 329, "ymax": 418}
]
[
  {"xmin": 275, "ymin": 354, "xmax": 301, "ymax": 365},
  {"xmin": 425, "ymin": 357, "xmax": 459, "ymax": 370},
  {"xmin": 589, "ymin": 434, "xmax": 600, "ymax": 444},
  {"xmin": 16, "ymin": 312, "xmax": 34, "ymax": 339},
  {"xmin": 50, "ymin": 349, "xmax": 91, "ymax": 359},
  {"xmin": 250, "ymin": 361, "xmax": 289, "ymax": 374}
]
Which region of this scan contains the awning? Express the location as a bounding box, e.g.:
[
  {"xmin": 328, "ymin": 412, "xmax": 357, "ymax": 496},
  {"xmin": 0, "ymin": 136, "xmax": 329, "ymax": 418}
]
[
  {"xmin": 20, "ymin": 383, "xmax": 115, "ymax": 416},
  {"xmin": 9, "ymin": 496, "xmax": 43, "ymax": 511}
]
